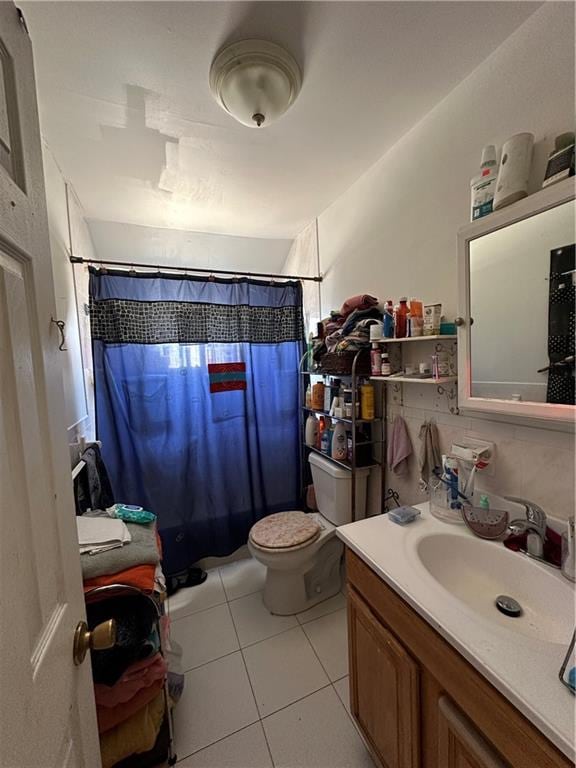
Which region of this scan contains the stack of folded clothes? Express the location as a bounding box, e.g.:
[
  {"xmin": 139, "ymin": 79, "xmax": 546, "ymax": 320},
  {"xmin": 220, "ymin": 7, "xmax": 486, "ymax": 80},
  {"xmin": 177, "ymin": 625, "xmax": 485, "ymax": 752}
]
[
  {"xmin": 79, "ymin": 507, "xmax": 182, "ymax": 767},
  {"xmin": 80, "ymin": 509, "xmax": 163, "ymax": 594},
  {"xmin": 312, "ymin": 293, "xmax": 383, "ymax": 362}
]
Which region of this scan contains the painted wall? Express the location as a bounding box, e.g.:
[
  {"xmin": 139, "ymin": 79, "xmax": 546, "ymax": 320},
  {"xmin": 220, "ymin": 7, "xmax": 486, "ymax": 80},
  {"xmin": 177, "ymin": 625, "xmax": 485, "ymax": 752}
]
[
  {"xmin": 43, "ymin": 142, "xmax": 96, "ymax": 446},
  {"xmin": 87, "ymin": 220, "xmax": 293, "ymax": 277},
  {"xmin": 286, "ymin": 3, "xmax": 575, "ymax": 520}
]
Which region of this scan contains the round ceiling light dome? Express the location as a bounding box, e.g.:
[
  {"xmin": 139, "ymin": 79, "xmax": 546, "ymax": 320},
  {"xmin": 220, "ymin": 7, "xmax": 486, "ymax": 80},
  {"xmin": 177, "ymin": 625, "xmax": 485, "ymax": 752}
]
[{"xmin": 209, "ymin": 39, "xmax": 302, "ymax": 128}]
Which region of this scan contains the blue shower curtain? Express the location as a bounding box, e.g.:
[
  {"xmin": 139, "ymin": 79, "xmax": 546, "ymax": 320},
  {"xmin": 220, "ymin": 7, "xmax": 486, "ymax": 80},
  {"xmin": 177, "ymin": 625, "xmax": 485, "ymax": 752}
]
[{"xmin": 90, "ymin": 269, "xmax": 304, "ymax": 575}]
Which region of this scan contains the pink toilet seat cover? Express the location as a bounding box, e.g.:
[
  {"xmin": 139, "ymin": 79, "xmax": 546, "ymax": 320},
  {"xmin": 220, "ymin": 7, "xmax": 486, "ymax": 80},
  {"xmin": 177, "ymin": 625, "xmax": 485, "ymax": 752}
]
[{"xmin": 250, "ymin": 511, "xmax": 321, "ymax": 550}]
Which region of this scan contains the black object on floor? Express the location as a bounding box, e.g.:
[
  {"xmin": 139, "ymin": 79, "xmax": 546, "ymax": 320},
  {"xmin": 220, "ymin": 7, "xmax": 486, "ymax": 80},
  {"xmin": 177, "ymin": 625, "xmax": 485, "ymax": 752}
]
[{"xmin": 166, "ymin": 566, "xmax": 208, "ymax": 596}]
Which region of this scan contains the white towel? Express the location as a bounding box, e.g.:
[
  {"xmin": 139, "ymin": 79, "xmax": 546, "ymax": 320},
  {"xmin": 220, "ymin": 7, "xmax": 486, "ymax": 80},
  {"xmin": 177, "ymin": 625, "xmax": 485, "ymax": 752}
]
[{"xmin": 76, "ymin": 516, "xmax": 131, "ymax": 554}]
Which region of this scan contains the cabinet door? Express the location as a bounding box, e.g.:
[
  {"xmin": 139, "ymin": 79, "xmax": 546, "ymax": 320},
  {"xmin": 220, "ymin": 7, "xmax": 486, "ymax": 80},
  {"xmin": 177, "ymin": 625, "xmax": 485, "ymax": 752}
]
[
  {"xmin": 437, "ymin": 695, "xmax": 510, "ymax": 768},
  {"xmin": 348, "ymin": 587, "xmax": 420, "ymax": 768}
]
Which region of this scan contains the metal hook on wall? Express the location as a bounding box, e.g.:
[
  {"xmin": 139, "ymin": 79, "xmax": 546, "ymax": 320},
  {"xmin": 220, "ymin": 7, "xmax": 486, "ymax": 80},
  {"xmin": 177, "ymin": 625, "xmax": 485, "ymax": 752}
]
[{"xmin": 51, "ymin": 317, "xmax": 67, "ymax": 351}]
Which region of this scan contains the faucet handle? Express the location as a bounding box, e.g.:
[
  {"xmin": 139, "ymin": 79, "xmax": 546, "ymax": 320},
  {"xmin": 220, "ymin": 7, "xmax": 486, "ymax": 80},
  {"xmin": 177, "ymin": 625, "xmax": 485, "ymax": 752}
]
[{"xmin": 504, "ymin": 496, "xmax": 547, "ymax": 532}]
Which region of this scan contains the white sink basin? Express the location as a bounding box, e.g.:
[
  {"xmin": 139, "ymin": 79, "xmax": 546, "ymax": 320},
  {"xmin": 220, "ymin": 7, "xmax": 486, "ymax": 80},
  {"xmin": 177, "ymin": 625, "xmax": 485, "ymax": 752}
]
[{"xmin": 417, "ymin": 533, "xmax": 575, "ymax": 644}]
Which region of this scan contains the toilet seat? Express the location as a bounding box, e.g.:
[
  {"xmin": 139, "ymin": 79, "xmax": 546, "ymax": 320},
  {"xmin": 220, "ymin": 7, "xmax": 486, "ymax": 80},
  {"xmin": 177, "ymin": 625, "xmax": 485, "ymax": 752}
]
[{"xmin": 249, "ymin": 511, "xmax": 321, "ymax": 551}]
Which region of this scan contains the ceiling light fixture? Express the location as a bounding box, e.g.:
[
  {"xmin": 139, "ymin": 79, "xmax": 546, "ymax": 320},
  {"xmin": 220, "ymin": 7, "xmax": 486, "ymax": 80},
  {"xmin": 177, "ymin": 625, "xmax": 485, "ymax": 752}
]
[{"xmin": 209, "ymin": 39, "xmax": 302, "ymax": 129}]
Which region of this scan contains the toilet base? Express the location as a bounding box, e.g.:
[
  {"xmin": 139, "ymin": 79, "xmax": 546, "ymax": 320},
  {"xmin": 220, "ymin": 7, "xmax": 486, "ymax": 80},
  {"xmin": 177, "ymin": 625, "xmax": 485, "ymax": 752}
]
[{"xmin": 261, "ymin": 537, "xmax": 344, "ymax": 616}]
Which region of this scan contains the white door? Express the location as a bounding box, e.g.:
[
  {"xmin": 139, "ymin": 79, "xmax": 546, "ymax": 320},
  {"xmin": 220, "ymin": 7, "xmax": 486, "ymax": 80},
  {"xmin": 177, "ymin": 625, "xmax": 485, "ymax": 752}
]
[{"xmin": 0, "ymin": 4, "xmax": 100, "ymax": 767}]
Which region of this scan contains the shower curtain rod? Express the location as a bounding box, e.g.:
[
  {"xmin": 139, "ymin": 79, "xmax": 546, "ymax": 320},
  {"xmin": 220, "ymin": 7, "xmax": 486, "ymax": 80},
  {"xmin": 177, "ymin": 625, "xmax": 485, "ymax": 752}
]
[{"xmin": 69, "ymin": 255, "xmax": 322, "ymax": 283}]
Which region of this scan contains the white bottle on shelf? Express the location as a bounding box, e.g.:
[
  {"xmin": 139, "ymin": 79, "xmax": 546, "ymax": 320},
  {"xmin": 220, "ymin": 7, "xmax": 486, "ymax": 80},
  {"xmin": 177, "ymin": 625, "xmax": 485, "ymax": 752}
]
[{"xmin": 305, "ymin": 415, "xmax": 318, "ymax": 447}]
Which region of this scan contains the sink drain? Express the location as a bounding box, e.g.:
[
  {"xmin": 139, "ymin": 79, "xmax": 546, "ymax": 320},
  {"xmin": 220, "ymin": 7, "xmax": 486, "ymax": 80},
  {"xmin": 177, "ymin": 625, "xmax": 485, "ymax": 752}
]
[{"xmin": 495, "ymin": 595, "xmax": 523, "ymax": 618}]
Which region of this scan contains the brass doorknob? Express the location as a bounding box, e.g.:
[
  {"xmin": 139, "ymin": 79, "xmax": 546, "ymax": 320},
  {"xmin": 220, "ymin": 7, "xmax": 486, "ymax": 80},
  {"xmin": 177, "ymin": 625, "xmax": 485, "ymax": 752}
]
[{"xmin": 73, "ymin": 619, "xmax": 116, "ymax": 665}]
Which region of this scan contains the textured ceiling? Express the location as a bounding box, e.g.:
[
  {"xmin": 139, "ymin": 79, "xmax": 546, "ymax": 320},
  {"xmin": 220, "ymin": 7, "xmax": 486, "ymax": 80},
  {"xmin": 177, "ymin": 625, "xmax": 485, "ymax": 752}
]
[{"xmin": 24, "ymin": 1, "xmax": 540, "ymax": 239}]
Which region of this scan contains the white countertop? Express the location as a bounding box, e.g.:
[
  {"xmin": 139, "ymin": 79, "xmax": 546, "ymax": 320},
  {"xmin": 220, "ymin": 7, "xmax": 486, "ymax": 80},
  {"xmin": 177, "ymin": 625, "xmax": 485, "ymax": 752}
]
[{"xmin": 337, "ymin": 503, "xmax": 576, "ymax": 760}]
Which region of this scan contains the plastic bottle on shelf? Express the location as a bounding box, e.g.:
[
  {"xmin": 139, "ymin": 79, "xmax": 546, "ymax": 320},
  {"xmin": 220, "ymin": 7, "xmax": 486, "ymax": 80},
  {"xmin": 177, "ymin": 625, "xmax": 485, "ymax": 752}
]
[
  {"xmin": 381, "ymin": 353, "xmax": 392, "ymax": 376},
  {"xmin": 312, "ymin": 381, "xmax": 325, "ymax": 410},
  {"xmin": 317, "ymin": 416, "xmax": 325, "ymax": 450},
  {"xmin": 360, "ymin": 382, "xmax": 375, "ymax": 421},
  {"xmin": 305, "ymin": 415, "xmax": 318, "ymax": 447},
  {"xmin": 305, "ymin": 383, "xmax": 312, "ymax": 409},
  {"xmin": 383, "ymin": 300, "xmax": 395, "ymax": 338},
  {"xmin": 370, "ymin": 343, "xmax": 382, "ymax": 375},
  {"xmin": 331, "ymin": 422, "xmax": 348, "ymax": 461},
  {"xmin": 321, "ymin": 418, "xmax": 333, "ymax": 454},
  {"xmin": 395, "ymin": 298, "xmax": 409, "ymax": 338}
]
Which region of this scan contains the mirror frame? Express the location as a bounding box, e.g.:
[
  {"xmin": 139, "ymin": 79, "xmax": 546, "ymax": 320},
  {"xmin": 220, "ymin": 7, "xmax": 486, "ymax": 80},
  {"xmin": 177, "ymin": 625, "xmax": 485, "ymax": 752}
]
[{"xmin": 457, "ymin": 177, "xmax": 575, "ymax": 425}]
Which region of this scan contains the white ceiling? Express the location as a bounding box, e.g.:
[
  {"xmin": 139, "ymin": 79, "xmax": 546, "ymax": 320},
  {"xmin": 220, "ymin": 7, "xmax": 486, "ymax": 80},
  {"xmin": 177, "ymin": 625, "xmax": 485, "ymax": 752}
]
[{"xmin": 24, "ymin": 1, "xmax": 540, "ymax": 239}]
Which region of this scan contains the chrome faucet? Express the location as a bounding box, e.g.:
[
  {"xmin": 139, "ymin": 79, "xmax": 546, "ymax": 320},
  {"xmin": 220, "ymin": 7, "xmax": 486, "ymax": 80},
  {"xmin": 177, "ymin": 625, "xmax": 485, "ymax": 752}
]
[{"xmin": 505, "ymin": 496, "xmax": 547, "ymax": 559}]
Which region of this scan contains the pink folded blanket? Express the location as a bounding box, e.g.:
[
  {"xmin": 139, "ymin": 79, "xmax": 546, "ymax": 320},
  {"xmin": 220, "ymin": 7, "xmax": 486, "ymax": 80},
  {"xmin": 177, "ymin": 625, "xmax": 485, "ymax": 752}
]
[
  {"xmin": 95, "ymin": 652, "xmax": 167, "ymax": 708},
  {"xmin": 340, "ymin": 294, "xmax": 379, "ymax": 318}
]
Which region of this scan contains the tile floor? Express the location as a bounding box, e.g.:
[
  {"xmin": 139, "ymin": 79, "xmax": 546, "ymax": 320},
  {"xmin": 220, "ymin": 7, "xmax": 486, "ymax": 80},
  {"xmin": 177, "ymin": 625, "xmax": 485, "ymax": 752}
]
[{"xmin": 167, "ymin": 557, "xmax": 374, "ymax": 767}]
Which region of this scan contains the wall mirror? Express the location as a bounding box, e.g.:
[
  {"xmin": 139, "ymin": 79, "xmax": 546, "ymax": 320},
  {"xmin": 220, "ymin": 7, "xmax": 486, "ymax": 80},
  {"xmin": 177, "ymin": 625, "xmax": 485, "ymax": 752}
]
[{"xmin": 458, "ymin": 179, "xmax": 575, "ymax": 424}]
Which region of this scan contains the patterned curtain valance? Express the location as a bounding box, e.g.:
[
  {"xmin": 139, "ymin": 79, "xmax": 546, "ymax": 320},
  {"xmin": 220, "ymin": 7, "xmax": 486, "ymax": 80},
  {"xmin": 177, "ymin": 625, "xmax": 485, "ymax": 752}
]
[
  {"xmin": 88, "ymin": 270, "xmax": 305, "ymax": 346},
  {"xmin": 90, "ymin": 298, "xmax": 304, "ymax": 345}
]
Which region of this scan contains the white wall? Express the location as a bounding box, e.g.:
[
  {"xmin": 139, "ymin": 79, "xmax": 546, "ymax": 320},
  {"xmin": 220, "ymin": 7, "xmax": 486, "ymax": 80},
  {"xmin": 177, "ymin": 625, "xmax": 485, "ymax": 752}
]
[
  {"xmin": 286, "ymin": 3, "xmax": 575, "ymax": 520},
  {"xmin": 43, "ymin": 142, "xmax": 96, "ymax": 445},
  {"xmin": 87, "ymin": 220, "xmax": 293, "ymax": 277}
]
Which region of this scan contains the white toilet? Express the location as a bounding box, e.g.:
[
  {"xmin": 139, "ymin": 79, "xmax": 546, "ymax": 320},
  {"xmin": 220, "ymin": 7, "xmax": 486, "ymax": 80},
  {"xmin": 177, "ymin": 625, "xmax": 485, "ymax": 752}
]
[{"xmin": 248, "ymin": 453, "xmax": 370, "ymax": 615}]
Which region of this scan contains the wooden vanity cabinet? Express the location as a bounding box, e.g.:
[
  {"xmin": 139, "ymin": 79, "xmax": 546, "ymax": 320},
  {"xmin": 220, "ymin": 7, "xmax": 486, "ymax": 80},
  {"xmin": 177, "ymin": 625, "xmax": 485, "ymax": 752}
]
[{"xmin": 345, "ymin": 549, "xmax": 572, "ymax": 768}]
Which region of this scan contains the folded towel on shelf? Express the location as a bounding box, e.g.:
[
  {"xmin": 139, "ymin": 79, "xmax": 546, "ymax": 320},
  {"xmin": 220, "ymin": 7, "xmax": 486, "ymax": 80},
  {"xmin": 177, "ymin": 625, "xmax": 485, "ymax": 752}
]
[
  {"xmin": 99, "ymin": 691, "xmax": 165, "ymax": 768},
  {"xmin": 97, "ymin": 677, "xmax": 165, "ymax": 734},
  {"xmin": 387, "ymin": 416, "xmax": 413, "ymax": 476},
  {"xmin": 77, "ymin": 516, "xmax": 131, "ymax": 554},
  {"xmin": 340, "ymin": 294, "xmax": 379, "ymax": 318},
  {"xmin": 418, "ymin": 420, "xmax": 442, "ymax": 486},
  {"xmin": 84, "ymin": 563, "xmax": 157, "ymax": 594},
  {"xmin": 95, "ymin": 653, "xmax": 167, "ymax": 708},
  {"xmin": 81, "ymin": 520, "xmax": 160, "ymax": 581}
]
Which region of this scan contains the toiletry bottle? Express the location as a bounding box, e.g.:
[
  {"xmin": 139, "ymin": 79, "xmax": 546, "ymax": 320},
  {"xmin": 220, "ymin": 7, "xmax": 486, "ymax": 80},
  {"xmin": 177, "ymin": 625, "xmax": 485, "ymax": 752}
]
[
  {"xmin": 381, "ymin": 353, "xmax": 391, "ymax": 376},
  {"xmin": 395, "ymin": 298, "xmax": 409, "ymax": 338},
  {"xmin": 409, "ymin": 300, "xmax": 423, "ymax": 337},
  {"xmin": 305, "ymin": 383, "xmax": 312, "ymax": 409},
  {"xmin": 331, "ymin": 422, "xmax": 348, "ymax": 461},
  {"xmin": 360, "ymin": 382, "xmax": 375, "ymax": 421},
  {"xmin": 370, "ymin": 343, "xmax": 382, "ymax": 375},
  {"xmin": 445, "ymin": 457, "xmax": 460, "ymax": 509},
  {"xmin": 316, "ymin": 415, "xmax": 325, "ymax": 450},
  {"xmin": 479, "ymin": 494, "xmax": 490, "ymax": 513},
  {"xmin": 383, "ymin": 300, "xmax": 395, "ymax": 338},
  {"xmin": 305, "ymin": 415, "xmax": 318, "ymax": 447},
  {"xmin": 324, "ymin": 378, "xmax": 332, "ymax": 412},
  {"xmin": 312, "ymin": 381, "xmax": 325, "ymax": 410},
  {"xmin": 321, "ymin": 418, "xmax": 333, "ymax": 454}
]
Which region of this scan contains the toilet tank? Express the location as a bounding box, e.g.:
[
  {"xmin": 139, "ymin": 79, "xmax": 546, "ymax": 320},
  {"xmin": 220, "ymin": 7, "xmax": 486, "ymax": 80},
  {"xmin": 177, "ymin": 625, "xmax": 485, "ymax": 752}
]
[{"xmin": 308, "ymin": 452, "xmax": 370, "ymax": 525}]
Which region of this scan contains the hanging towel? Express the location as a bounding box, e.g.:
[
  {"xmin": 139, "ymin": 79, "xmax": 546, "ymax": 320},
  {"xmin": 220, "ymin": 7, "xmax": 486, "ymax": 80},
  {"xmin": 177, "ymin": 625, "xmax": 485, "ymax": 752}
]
[
  {"xmin": 418, "ymin": 420, "xmax": 442, "ymax": 486},
  {"xmin": 387, "ymin": 416, "xmax": 412, "ymax": 476}
]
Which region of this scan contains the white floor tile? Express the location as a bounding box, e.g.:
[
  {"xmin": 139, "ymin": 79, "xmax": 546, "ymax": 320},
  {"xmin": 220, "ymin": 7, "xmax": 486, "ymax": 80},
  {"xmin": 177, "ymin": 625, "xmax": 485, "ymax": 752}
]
[
  {"xmin": 296, "ymin": 592, "xmax": 347, "ymax": 624},
  {"xmin": 333, "ymin": 675, "xmax": 351, "ymax": 715},
  {"xmin": 219, "ymin": 557, "xmax": 267, "ymax": 601},
  {"xmin": 262, "ymin": 685, "xmax": 375, "ymax": 768},
  {"xmin": 173, "ymin": 652, "xmax": 259, "ymax": 758},
  {"xmin": 229, "ymin": 591, "xmax": 298, "ymax": 647},
  {"xmin": 166, "ymin": 569, "xmax": 226, "ymax": 620},
  {"xmin": 243, "ymin": 626, "xmax": 330, "ymax": 717},
  {"xmin": 302, "ymin": 608, "xmax": 349, "ymax": 681},
  {"xmin": 177, "ymin": 722, "xmax": 272, "ymax": 768},
  {"xmin": 171, "ymin": 603, "xmax": 239, "ymax": 671}
]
